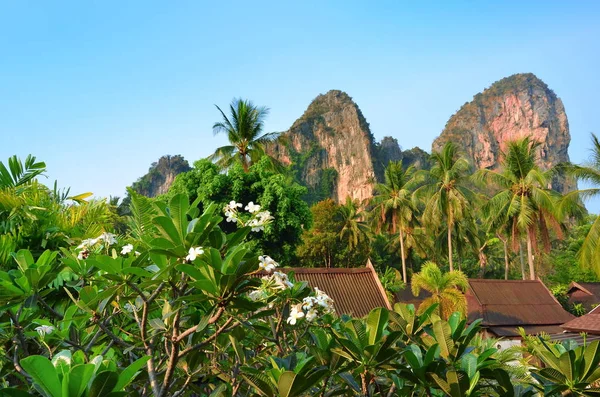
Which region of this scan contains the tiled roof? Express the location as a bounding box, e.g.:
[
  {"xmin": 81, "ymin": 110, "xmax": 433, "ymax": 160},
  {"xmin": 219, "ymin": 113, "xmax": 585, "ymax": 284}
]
[
  {"xmin": 561, "ymin": 311, "xmax": 600, "ymax": 334},
  {"xmin": 567, "ymin": 282, "xmax": 600, "ymax": 312},
  {"xmin": 394, "ymin": 279, "xmax": 573, "ymax": 337},
  {"xmin": 467, "ymin": 279, "xmax": 574, "ymax": 328},
  {"xmin": 257, "ymin": 265, "xmax": 391, "ymax": 318}
]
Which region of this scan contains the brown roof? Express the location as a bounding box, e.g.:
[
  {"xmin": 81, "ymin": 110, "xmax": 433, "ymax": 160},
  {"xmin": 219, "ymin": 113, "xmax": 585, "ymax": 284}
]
[
  {"xmin": 395, "ymin": 287, "xmax": 431, "ymax": 308},
  {"xmin": 561, "ymin": 307, "xmax": 600, "ymax": 334},
  {"xmin": 467, "ymin": 279, "xmax": 574, "ymax": 337},
  {"xmin": 258, "ymin": 264, "xmax": 391, "ymax": 318},
  {"xmin": 567, "ymin": 282, "xmax": 600, "ymax": 312}
]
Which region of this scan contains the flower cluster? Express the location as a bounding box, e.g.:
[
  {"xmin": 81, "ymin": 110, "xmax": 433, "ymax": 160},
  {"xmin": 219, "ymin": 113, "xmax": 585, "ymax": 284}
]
[
  {"xmin": 248, "ymin": 268, "xmax": 293, "ymax": 302},
  {"xmin": 300, "ymin": 287, "xmax": 335, "ymax": 321},
  {"xmin": 185, "ymin": 246, "xmax": 204, "ymax": 262},
  {"xmin": 258, "ymin": 255, "xmax": 278, "ymax": 272},
  {"xmin": 223, "ymin": 201, "xmax": 273, "ymax": 232},
  {"xmin": 76, "ymin": 232, "xmax": 119, "ymax": 259}
]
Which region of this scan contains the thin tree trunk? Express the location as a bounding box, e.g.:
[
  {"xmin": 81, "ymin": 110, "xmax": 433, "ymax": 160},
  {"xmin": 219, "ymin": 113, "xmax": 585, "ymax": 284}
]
[
  {"xmin": 519, "ymin": 241, "xmax": 526, "ymax": 280},
  {"xmin": 527, "ymin": 231, "xmax": 535, "ymax": 280},
  {"xmin": 399, "ymin": 228, "xmax": 407, "ymax": 283},
  {"xmin": 447, "ymin": 210, "xmax": 454, "ymax": 272},
  {"xmin": 503, "ymin": 240, "xmax": 510, "ymax": 280}
]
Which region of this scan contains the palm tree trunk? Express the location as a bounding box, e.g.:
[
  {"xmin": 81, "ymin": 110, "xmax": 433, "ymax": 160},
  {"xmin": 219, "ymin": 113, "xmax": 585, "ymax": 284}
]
[
  {"xmin": 526, "ymin": 231, "xmax": 535, "ymax": 280},
  {"xmin": 447, "ymin": 210, "xmax": 454, "ymax": 272},
  {"xmin": 503, "ymin": 240, "xmax": 510, "ymax": 280},
  {"xmin": 399, "ymin": 228, "xmax": 407, "ymax": 283},
  {"xmin": 519, "ymin": 241, "xmax": 526, "ymax": 280}
]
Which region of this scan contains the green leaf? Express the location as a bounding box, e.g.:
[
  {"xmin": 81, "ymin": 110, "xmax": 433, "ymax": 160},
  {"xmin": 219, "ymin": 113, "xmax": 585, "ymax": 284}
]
[
  {"xmin": 277, "ymin": 371, "xmax": 297, "ymax": 397},
  {"xmin": 366, "ymin": 307, "xmax": 388, "ymax": 346},
  {"xmin": 88, "ymin": 371, "xmax": 118, "ymax": 397},
  {"xmin": 68, "ymin": 364, "xmax": 96, "ymax": 397},
  {"xmin": 114, "ymin": 356, "xmax": 150, "ymax": 391},
  {"xmin": 20, "ymin": 356, "xmax": 62, "ymax": 397},
  {"xmin": 0, "ymin": 388, "xmax": 36, "ymax": 397}
]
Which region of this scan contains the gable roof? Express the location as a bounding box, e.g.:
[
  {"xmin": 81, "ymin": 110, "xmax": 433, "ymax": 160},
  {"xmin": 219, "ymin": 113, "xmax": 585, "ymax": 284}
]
[
  {"xmin": 561, "ymin": 305, "xmax": 600, "ymax": 334},
  {"xmin": 567, "ymin": 282, "xmax": 600, "ymax": 312},
  {"xmin": 467, "ymin": 279, "xmax": 574, "ymax": 337},
  {"xmin": 258, "ymin": 262, "xmax": 391, "ymax": 318}
]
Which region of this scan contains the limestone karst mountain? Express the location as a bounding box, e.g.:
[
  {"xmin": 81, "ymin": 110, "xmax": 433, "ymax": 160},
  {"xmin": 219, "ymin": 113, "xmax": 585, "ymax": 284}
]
[
  {"xmin": 267, "ymin": 90, "xmax": 429, "ymax": 203},
  {"xmin": 433, "ymin": 73, "xmax": 574, "ymax": 192}
]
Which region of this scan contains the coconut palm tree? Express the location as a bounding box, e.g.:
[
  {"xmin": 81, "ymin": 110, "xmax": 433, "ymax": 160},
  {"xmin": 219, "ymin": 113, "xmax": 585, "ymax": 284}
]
[
  {"xmin": 336, "ymin": 197, "xmax": 370, "ymax": 252},
  {"xmin": 474, "ymin": 137, "xmax": 574, "ymax": 280},
  {"xmin": 371, "ymin": 161, "xmax": 421, "ymax": 282},
  {"xmin": 563, "ymin": 133, "xmax": 600, "ymax": 274},
  {"xmin": 411, "ymin": 261, "xmax": 468, "ymax": 319},
  {"xmin": 210, "ymin": 98, "xmax": 279, "ymax": 172},
  {"xmin": 417, "ymin": 142, "xmax": 474, "ymax": 272}
]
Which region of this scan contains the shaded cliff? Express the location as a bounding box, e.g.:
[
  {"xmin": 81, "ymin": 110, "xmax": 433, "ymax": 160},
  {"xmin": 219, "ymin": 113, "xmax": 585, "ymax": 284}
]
[
  {"xmin": 132, "ymin": 155, "xmax": 191, "ymax": 197},
  {"xmin": 268, "ymin": 90, "xmax": 378, "ymax": 203},
  {"xmin": 433, "ymin": 73, "xmax": 574, "ymax": 192}
]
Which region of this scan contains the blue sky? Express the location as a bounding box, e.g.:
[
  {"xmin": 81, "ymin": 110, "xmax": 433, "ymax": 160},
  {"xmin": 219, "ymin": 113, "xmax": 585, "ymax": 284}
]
[{"xmin": 1, "ymin": 1, "xmax": 599, "ymax": 211}]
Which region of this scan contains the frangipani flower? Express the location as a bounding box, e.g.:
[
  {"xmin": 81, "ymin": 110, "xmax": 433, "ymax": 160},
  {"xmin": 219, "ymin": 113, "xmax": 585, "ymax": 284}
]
[
  {"xmin": 258, "ymin": 255, "xmax": 278, "ymax": 272},
  {"xmin": 77, "ymin": 249, "xmax": 90, "ymax": 260},
  {"xmin": 185, "ymin": 247, "xmax": 204, "ymax": 262},
  {"xmin": 98, "ymin": 232, "xmax": 118, "ymax": 246},
  {"xmin": 286, "ymin": 304, "xmax": 305, "ymax": 325},
  {"xmin": 245, "ymin": 202, "xmax": 261, "ymax": 213},
  {"xmin": 35, "ymin": 325, "xmax": 55, "ymax": 338},
  {"xmin": 121, "ymin": 244, "xmax": 134, "ymax": 255}
]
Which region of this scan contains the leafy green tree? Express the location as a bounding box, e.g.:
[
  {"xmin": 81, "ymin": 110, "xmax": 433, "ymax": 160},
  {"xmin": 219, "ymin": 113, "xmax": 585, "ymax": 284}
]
[
  {"xmin": 210, "ymin": 98, "xmax": 280, "ymax": 172},
  {"xmin": 417, "ymin": 142, "xmax": 474, "ymax": 272},
  {"xmin": 371, "ymin": 161, "xmax": 420, "ymax": 282},
  {"xmin": 166, "ymin": 157, "xmax": 311, "ymax": 263},
  {"xmin": 474, "ymin": 137, "xmax": 580, "ymax": 280},
  {"xmin": 0, "ymin": 155, "xmax": 46, "ymax": 188},
  {"xmin": 336, "ymin": 197, "xmax": 370, "ymax": 252},
  {"xmin": 563, "ymin": 133, "xmax": 600, "ymax": 275},
  {"xmin": 296, "ymin": 199, "xmax": 369, "ymax": 268},
  {"xmin": 411, "ymin": 261, "xmax": 468, "ymax": 319}
]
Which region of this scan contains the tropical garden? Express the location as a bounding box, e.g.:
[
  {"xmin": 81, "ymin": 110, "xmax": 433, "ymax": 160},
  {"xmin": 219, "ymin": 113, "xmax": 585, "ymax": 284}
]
[{"xmin": 2, "ymin": 98, "xmax": 600, "ymax": 396}]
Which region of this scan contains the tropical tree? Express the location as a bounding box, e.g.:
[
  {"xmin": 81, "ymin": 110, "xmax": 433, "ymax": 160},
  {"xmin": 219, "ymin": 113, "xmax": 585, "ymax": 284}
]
[
  {"xmin": 417, "ymin": 142, "xmax": 474, "ymax": 271},
  {"xmin": 411, "ymin": 261, "xmax": 468, "ymax": 319},
  {"xmin": 336, "ymin": 197, "xmax": 370, "ymax": 252},
  {"xmin": 210, "ymin": 98, "xmax": 280, "ymax": 172},
  {"xmin": 563, "ymin": 133, "xmax": 600, "ymax": 275},
  {"xmin": 474, "ymin": 137, "xmax": 579, "ymax": 280},
  {"xmin": 0, "ymin": 154, "xmax": 45, "ymax": 188},
  {"xmin": 371, "ymin": 161, "xmax": 421, "ymax": 282}
]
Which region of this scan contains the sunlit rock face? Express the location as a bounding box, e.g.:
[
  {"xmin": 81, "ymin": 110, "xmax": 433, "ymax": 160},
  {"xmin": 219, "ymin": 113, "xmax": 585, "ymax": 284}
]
[
  {"xmin": 433, "ymin": 73, "xmax": 574, "ymax": 192},
  {"xmin": 268, "ymin": 90, "xmax": 378, "ymax": 203}
]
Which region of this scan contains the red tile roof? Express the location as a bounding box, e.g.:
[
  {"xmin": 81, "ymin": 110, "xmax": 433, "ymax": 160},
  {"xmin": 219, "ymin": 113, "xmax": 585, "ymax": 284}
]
[{"xmin": 257, "ymin": 263, "xmax": 391, "ymax": 318}]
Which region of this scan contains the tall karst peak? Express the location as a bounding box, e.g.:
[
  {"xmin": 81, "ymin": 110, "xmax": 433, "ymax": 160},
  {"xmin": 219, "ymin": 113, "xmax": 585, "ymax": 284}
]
[
  {"xmin": 268, "ymin": 90, "xmax": 377, "ymax": 203},
  {"xmin": 433, "ymin": 73, "xmax": 574, "ymax": 192}
]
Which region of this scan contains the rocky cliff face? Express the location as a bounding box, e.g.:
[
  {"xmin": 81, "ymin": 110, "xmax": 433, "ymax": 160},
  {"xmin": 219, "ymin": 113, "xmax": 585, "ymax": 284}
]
[
  {"xmin": 268, "ymin": 90, "xmax": 378, "ymax": 203},
  {"xmin": 433, "ymin": 73, "xmax": 574, "ymax": 192},
  {"xmin": 132, "ymin": 155, "xmax": 191, "ymax": 197}
]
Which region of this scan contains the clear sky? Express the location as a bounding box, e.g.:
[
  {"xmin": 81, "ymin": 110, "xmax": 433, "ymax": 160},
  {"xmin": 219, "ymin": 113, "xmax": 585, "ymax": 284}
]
[{"xmin": 1, "ymin": 1, "xmax": 599, "ymax": 211}]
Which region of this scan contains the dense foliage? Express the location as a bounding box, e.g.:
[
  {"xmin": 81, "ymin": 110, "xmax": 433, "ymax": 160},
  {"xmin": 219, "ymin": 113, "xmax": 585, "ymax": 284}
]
[
  {"xmin": 165, "ymin": 158, "xmax": 311, "ymax": 264},
  {"xmin": 2, "ymin": 188, "xmax": 599, "ymax": 396}
]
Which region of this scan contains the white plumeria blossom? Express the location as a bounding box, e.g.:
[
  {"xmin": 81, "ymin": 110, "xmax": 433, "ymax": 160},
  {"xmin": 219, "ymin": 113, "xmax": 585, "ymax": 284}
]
[
  {"xmin": 245, "ymin": 202, "xmax": 261, "ymax": 213},
  {"xmin": 286, "ymin": 303, "xmax": 305, "ymax": 325},
  {"xmin": 77, "ymin": 238, "xmax": 99, "ymax": 249},
  {"xmin": 77, "ymin": 249, "xmax": 89, "ymax": 260},
  {"xmin": 248, "ymin": 289, "xmax": 267, "ymax": 302},
  {"xmin": 258, "ymin": 255, "xmax": 278, "ymax": 272},
  {"xmin": 35, "ymin": 325, "xmax": 55, "ymax": 337},
  {"xmin": 271, "ymin": 271, "xmax": 294, "ymax": 290},
  {"xmin": 185, "ymin": 247, "xmax": 205, "ymax": 262},
  {"xmin": 98, "ymin": 232, "xmax": 118, "ymax": 246},
  {"xmin": 305, "ymin": 309, "xmax": 318, "ymax": 322},
  {"xmin": 223, "ymin": 201, "xmax": 243, "ymax": 223},
  {"xmin": 121, "ymin": 244, "xmax": 134, "ymax": 255},
  {"xmin": 302, "ymin": 287, "xmax": 335, "ymax": 319}
]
